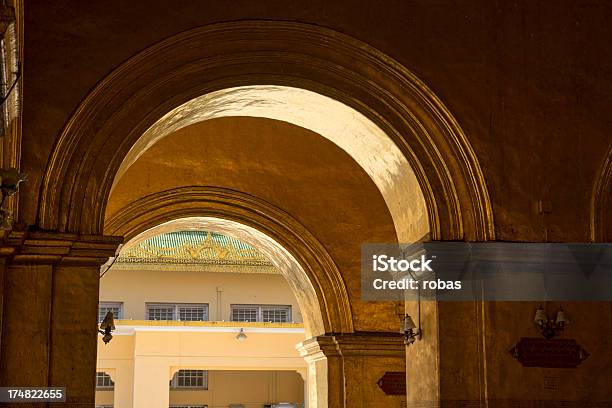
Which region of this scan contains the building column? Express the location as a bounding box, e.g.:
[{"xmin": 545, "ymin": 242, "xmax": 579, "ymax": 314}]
[
  {"xmin": 0, "ymin": 231, "xmax": 122, "ymax": 407},
  {"xmin": 132, "ymin": 358, "xmax": 171, "ymax": 408},
  {"xmin": 109, "ymin": 363, "xmax": 135, "ymax": 408},
  {"xmin": 296, "ymin": 368, "xmax": 308, "ymax": 408},
  {"xmin": 298, "ymin": 333, "xmax": 406, "ymax": 408},
  {"xmin": 298, "ymin": 337, "xmax": 332, "ymax": 408}
]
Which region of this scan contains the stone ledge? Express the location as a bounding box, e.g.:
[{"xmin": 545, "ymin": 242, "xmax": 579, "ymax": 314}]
[
  {"xmin": 0, "ymin": 230, "xmax": 123, "ymax": 266},
  {"xmin": 298, "ymin": 332, "xmax": 405, "ymax": 360}
]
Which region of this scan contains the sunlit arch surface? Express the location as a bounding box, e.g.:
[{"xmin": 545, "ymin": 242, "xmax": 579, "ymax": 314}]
[
  {"xmin": 120, "ymin": 216, "xmax": 325, "ymax": 337},
  {"xmin": 112, "ymin": 86, "xmax": 430, "ymax": 243}
]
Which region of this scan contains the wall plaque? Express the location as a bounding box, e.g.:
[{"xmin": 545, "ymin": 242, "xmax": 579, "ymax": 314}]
[
  {"xmin": 377, "ymin": 371, "xmax": 406, "ymax": 396},
  {"xmin": 510, "ymin": 337, "xmax": 589, "ymax": 368}
]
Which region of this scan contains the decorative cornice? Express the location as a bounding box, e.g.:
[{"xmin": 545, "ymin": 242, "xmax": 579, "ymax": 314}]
[
  {"xmin": 1, "ymin": 230, "xmax": 123, "ymax": 265},
  {"xmin": 298, "ymin": 332, "xmax": 405, "ymax": 360},
  {"xmin": 117, "ymin": 230, "xmax": 274, "ymax": 268},
  {"xmin": 112, "ymin": 262, "xmax": 279, "ymax": 274},
  {"xmin": 332, "ymin": 332, "xmax": 405, "ymax": 357}
]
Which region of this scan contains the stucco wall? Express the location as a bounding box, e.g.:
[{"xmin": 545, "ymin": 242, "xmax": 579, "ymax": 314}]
[
  {"xmin": 100, "ymin": 266, "xmax": 302, "ymax": 323},
  {"xmin": 95, "ymin": 369, "xmax": 304, "ymax": 407}
]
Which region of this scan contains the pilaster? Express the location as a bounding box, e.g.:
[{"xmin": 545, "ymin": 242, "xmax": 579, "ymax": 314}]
[
  {"xmin": 298, "ymin": 332, "xmax": 406, "ymax": 408},
  {"xmin": 0, "ymin": 230, "xmax": 122, "ymax": 406}
]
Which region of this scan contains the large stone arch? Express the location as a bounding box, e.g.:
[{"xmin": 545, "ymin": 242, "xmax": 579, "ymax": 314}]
[
  {"xmin": 37, "ymin": 20, "xmax": 494, "ymax": 242},
  {"xmin": 104, "ymin": 186, "xmax": 352, "ymax": 336}
]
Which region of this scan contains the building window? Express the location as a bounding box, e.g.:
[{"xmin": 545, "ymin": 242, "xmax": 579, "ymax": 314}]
[
  {"xmin": 170, "ymin": 370, "xmax": 208, "ymax": 389},
  {"xmin": 178, "ymin": 305, "xmax": 207, "ymax": 321},
  {"xmin": 230, "ymin": 305, "xmax": 292, "ymax": 323},
  {"xmin": 146, "ymin": 303, "xmax": 209, "ymax": 321},
  {"xmin": 98, "ymin": 302, "xmax": 123, "ymax": 322},
  {"xmin": 96, "ymin": 372, "xmax": 114, "ymax": 389}
]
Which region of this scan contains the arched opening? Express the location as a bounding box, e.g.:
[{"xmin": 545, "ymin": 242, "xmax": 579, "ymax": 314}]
[
  {"xmin": 104, "ymin": 186, "xmax": 354, "ymax": 337},
  {"xmin": 37, "ymin": 20, "xmax": 494, "ymax": 242},
  {"xmin": 113, "ymin": 216, "xmax": 328, "ymax": 338},
  {"xmin": 30, "ymin": 20, "xmax": 496, "ymax": 408},
  {"xmin": 99, "ymin": 217, "xmax": 319, "ymax": 407},
  {"xmin": 98, "ymin": 111, "xmax": 405, "ymax": 406}
]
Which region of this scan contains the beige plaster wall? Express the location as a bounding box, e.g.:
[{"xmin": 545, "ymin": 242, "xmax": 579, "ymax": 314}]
[
  {"xmin": 100, "ymin": 267, "xmax": 302, "ymax": 323},
  {"xmin": 169, "ymin": 370, "xmax": 303, "ymax": 407},
  {"xmin": 96, "ymin": 370, "xmax": 304, "ymax": 407},
  {"xmin": 96, "ymin": 327, "xmax": 306, "ymax": 407}
]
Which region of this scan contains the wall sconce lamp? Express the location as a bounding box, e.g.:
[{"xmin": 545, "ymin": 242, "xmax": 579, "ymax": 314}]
[
  {"xmin": 400, "ymin": 314, "xmax": 421, "ymax": 345},
  {"xmin": 236, "ymin": 328, "xmax": 247, "ymax": 342},
  {"xmin": 0, "ymin": 167, "xmax": 27, "ymax": 230},
  {"xmin": 98, "ymin": 311, "xmax": 115, "ymax": 344},
  {"xmin": 534, "ymin": 306, "xmax": 568, "ymax": 339}
]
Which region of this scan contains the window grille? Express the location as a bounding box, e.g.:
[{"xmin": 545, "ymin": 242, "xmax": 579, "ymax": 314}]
[
  {"xmin": 178, "ymin": 305, "xmax": 207, "ymax": 321},
  {"xmin": 170, "ymin": 370, "xmax": 208, "ymax": 389},
  {"xmin": 262, "ymin": 306, "xmax": 290, "ymax": 323},
  {"xmin": 98, "ymin": 302, "xmax": 123, "ymax": 322},
  {"xmin": 146, "ymin": 303, "xmax": 209, "ymax": 321},
  {"xmin": 230, "ymin": 305, "xmax": 292, "ymax": 323},
  {"xmin": 95, "ymin": 372, "xmax": 114, "ymax": 389},
  {"xmin": 230, "ymin": 305, "xmax": 258, "ymax": 322},
  {"xmin": 147, "ymin": 304, "xmax": 175, "ymax": 320}
]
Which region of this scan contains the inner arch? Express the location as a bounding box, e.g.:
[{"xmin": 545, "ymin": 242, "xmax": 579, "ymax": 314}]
[
  {"xmin": 113, "ymin": 85, "xmax": 430, "ymax": 243},
  {"xmin": 120, "ymin": 216, "xmax": 325, "ymax": 337}
]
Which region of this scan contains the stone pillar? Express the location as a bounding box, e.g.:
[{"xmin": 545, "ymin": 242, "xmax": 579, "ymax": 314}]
[
  {"xmin": 298, "ymin": 337, "xmax": 332, "ymax": 408},
  {"xmin": 0, "ymin": 231, "xmax": 122, "ymax": 407},
  {"xmin": 298, "ymin": 333, "xmax": 406, "ymax": 408},
  {"xmin": 404, "ymin": 299, "xmax": 440, "ymax": 405},
  {"xmin": 132, "ymin": 357, "xmax": 171, "ymax": 408}
]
